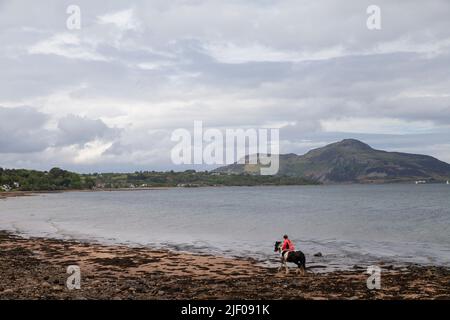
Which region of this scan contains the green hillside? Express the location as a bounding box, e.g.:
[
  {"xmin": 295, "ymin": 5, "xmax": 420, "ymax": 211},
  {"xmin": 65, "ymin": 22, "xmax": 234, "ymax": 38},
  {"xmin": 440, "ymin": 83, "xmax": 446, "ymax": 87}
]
[{"xmin": 215, "ymin": 139, "xmax": 450, "ymax": 184}]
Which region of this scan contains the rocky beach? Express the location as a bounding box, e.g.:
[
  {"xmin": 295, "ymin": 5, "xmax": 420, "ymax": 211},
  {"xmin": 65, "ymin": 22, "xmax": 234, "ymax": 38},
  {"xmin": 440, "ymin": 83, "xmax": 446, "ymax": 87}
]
[{"xmin": 0, "ymin": 231, "xmax": 449, "ymax": 300}]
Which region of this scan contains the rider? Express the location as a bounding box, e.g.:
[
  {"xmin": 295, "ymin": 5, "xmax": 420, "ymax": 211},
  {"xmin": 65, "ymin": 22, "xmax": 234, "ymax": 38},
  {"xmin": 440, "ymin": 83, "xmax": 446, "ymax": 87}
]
[{"xmin": 281, "ymin": 234, "xmax": 295, "ymax": 253}]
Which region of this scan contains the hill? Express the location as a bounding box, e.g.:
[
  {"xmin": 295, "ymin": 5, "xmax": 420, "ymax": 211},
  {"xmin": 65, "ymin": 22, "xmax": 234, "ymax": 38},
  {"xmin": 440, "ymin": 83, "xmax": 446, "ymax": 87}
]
[{"xmin": 214, "ymin": 139, "xmax": 450, "ymax": 183}]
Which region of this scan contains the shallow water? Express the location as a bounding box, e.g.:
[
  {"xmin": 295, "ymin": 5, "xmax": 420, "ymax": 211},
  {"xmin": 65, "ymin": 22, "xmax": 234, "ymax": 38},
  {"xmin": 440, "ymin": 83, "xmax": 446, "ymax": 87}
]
[{"xmin": 1, "ymin": 184, "xmax": 449, "ymax": 271}]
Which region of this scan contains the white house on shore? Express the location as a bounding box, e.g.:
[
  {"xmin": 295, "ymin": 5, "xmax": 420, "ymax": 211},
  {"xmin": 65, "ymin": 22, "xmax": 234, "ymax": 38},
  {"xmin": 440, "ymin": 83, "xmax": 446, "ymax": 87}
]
[{"xmin": 1, "ymin": 182, "xmax": 20, "ymax": 191}]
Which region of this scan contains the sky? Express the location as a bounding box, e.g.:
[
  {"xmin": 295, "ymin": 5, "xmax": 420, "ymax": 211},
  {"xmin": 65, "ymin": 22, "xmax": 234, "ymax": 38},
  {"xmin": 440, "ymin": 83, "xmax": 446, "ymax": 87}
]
[{"xmin": 1, "ymin": 0, "xmax": 450, "ymax": 172}]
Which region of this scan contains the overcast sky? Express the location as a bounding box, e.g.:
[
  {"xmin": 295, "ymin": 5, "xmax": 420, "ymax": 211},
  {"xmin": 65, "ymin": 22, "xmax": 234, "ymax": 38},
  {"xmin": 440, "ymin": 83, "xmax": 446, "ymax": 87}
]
[{"xmin": 1, "ymin": 0, "xmax": 450, "ymax": 172}]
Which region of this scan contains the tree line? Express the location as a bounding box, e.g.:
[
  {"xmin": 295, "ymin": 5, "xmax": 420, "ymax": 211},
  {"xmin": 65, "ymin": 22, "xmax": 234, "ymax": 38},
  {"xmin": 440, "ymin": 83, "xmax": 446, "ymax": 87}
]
[
  {"xmin": 0, "ymin": 167, "xmax": 94, "ymax": 191},
  {"xmin": 1, "ymin": 167, "xmax": 318, "ymax": 192}
]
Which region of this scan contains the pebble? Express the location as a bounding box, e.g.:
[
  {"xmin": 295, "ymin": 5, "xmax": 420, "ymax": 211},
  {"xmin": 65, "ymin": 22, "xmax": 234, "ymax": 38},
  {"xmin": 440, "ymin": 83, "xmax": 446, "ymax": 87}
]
[{"xmin": 2, "ymin": 289, "xmax": 14, "ymax": 294}]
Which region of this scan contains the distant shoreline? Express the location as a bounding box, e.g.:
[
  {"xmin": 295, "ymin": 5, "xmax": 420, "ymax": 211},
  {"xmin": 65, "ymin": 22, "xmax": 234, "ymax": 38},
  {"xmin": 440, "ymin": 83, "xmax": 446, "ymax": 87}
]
[
  {"xmin": 0, "ymin": 188, "xmax": 171, "ymax": 199},
  {"xmin": 1, "ymin": 181, "xmax": 447, "ymax": 200},
  {"xmin": 0, "ymin": 190, "xmax": 57, "ymax": 200}
]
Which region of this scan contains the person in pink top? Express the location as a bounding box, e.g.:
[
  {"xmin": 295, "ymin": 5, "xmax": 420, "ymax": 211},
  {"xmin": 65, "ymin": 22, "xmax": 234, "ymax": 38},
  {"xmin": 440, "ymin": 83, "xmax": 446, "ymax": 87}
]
[{"xmin": 281, "ymin": 234, "xmax": 295, "ymax": 252}]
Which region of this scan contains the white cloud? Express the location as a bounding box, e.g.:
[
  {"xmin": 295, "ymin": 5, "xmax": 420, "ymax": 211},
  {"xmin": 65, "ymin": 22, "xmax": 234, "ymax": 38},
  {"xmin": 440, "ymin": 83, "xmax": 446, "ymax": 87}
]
[
  {"xmin": 203, "ymin": 37, "xmax": 450, "ymax": 64},
  {"xmin": 202, "ymin": 42, "xmax": 346, "ymax": 64},
  {"xmin": 97, "ymin": 8, "xmax": 141, "ymax": 32},
  {"xmin": 371, "ymin": 37, "xmax": 450, "ymax": 58},
  {"xmin": 136, "ymin": 61, "xmax": 175, "ymax": 70},
  {"xmin": 28, "ymin": 33, "xmax": 110, "ymax": 61},
  {"xmin": 72, "ymin": 140, "xmax": 114, "ymax": 164},
  {"xmin": 321, "ymin": 118, "xmax": 437, "ymax": 135}
]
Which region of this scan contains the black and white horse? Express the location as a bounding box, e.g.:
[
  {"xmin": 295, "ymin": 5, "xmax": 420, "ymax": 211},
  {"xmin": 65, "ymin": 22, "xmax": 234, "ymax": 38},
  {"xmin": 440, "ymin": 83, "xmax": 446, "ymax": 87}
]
[{"xmin": 274, "ymin": 241, "xmax": 306, "ymax": 275}]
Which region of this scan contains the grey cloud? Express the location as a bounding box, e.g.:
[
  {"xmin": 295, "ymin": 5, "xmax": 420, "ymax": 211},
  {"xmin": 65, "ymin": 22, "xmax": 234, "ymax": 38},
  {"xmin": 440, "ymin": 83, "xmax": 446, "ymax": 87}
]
[
  {"xmin": 0, "ymin": 106, "xmax": 51, "ymax": 153},
  {"xmin": 0, "ymin": 105, "xmax": 120, "ymax": 156},
  {"xmin": 57, "ymin": 114, "xmax": 120, "ymax": 146}
]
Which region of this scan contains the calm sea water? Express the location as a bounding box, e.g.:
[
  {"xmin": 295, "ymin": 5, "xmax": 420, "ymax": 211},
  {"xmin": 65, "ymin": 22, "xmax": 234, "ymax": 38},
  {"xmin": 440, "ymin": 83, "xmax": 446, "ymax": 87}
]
[{"xmin": 1, "ymin": 185, "xmax": 449, "ymax": 271}]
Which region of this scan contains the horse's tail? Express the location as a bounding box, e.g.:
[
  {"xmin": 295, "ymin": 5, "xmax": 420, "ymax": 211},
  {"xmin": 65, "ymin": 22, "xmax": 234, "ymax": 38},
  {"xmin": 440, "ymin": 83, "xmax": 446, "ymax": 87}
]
[
  {"xmin": 298, "ymin": 251, "xmax": 306, "ymax": 269},
  {"xmin": 298, "ymin": 251, "xmax": 307, "ymax": 276}
]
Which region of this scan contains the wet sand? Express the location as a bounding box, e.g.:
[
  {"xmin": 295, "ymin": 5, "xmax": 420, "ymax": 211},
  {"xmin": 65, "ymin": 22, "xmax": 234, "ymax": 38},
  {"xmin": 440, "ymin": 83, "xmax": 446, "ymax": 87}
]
[
  {"xmin": 0, "ymin": 231, "xmax": 448, "ymax": 300},
  {"xmin": 0, "ymin": 191, "xmax": 37, "ymax": 199},
  {"xmin": 0, "ymin": 188, "xmax": 168, "ymax": 200}
]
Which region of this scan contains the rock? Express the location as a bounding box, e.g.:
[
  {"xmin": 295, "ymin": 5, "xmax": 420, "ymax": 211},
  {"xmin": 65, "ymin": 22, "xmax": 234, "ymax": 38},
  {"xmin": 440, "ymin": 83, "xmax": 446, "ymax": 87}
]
[
  {"xmin": 314, "ymin": 252, "xmax": 323, "ymax": 257},
  {"xmin": 135, "ymin": 285, "xmax": 146, "ymax": 293},
  {"xmin": 1, "ymin": 289, "xmax": 14, "ymax": 294},
  {"xmin": 157, "ymin": 290, "xmax": 165, "ymax": 295}
]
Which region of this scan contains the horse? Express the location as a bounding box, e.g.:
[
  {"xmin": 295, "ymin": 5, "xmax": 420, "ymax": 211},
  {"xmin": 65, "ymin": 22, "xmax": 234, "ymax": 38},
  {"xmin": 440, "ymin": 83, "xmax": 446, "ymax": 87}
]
[{"xmin": 274, "ymin": 241, "xmax": 306, "ymax": 275}]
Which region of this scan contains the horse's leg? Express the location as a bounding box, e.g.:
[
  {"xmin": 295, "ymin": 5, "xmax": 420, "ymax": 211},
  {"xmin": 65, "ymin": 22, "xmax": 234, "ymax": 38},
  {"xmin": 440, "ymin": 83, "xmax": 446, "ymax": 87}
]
[
  {"xmin": 299, "ymin": 252, "xmax": 306, "ymax": 276},
  {"xmin": 282, "ymin": 252, "xmax": 289, "ymax": 274},
  {"xmin": 278, "ymin": 263, "xmax": 282, "ymax": 272},
  {"xmin": 299, "ymin": 259, "xmax": 306, "ymax": 276},
  {"xmin": 278, "ymin": 256, "xmax": 283, "ymax": 272},
  {"xmin": 297, "ymin": 264, "xmax": 305, "ymax": 276},
  {"xmin": 293, "ymin": 261, "xmax": 301, "ymax": 275}
]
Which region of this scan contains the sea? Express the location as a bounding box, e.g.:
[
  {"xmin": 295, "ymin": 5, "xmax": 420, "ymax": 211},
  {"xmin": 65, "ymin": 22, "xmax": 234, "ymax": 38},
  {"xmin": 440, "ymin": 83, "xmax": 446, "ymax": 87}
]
[{"xmin": 1, "ymin": 184, "xmax": 449, "ymax": 272}]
